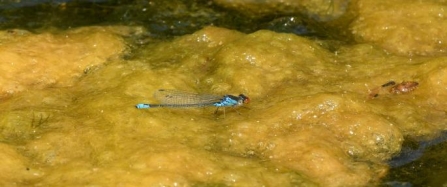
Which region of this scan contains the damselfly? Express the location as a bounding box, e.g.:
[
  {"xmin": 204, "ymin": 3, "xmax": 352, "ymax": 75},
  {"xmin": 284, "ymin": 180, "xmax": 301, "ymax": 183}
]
[{"xmin": 135, "ymin": 89, "xmax": 250, "ymax": 113}]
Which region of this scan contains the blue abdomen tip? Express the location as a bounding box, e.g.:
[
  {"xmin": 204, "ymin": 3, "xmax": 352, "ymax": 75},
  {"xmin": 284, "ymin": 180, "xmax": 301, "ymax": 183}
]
[{"xmin": 136, "ymin": 104, "xmax": 150, "ymax": 109}]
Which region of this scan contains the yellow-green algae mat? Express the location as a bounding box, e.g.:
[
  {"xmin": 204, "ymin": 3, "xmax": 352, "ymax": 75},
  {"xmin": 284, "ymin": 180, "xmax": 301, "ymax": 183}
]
[{"xmin": 0, "ymin": 26, "xmax": 446, "ymax": 187}]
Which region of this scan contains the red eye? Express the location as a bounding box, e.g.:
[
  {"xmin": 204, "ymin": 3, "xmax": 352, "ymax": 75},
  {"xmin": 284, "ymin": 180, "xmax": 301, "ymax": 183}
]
[
  {"xmin": 243, "ymin": 97, "xmax": 250, "ymax": 104},
  {"xmin": 238, "ymin": 94, "xmax": 250, "ymax": 104}
]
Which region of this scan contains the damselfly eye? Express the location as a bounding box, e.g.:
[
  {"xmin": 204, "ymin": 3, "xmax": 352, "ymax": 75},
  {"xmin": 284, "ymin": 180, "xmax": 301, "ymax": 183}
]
[{"xmin": 239, "ymin": 94, "xmax": 250, "ymax": 104}]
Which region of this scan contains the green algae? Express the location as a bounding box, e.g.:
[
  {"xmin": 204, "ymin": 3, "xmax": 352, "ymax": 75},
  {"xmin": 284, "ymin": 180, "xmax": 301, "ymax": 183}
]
[{"xmin": 1, "ymin": 24, "xmax": 446, "ymax": 186}]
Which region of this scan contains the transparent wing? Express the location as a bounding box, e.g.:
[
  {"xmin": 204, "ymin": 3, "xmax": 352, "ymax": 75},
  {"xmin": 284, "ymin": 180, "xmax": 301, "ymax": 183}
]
[{"xmin": 154, "ymin": 89, "xmax": 223, "ymax": 105}]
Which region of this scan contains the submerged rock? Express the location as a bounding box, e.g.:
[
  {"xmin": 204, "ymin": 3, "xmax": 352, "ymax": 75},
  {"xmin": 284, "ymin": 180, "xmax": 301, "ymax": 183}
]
[{"xmin": 213, "ymin": 0, "xmax": 350, "ymax": 21}]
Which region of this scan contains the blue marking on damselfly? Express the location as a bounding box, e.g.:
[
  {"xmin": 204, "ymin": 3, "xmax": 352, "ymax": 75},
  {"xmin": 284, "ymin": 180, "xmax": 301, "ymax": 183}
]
[{"xmin": 135, "ymin": 89, "xmax": 250, "ymax": 110}]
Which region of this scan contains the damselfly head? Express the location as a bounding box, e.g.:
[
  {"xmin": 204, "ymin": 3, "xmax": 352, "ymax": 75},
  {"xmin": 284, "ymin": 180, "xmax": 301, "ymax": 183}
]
[{"xmin": 238, "ymin": 94, "xmax": 250, "ymax": 104}]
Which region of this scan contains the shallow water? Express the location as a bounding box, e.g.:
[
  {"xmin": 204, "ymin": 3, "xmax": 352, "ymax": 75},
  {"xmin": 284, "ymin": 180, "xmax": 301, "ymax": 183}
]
[{"xmin": 1, "ymin": 0, "xmax": 447, "ymax": 186}]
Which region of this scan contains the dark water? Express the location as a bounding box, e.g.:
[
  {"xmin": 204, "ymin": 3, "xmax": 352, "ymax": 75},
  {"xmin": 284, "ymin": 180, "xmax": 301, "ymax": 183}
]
[
  {"xmin": 1, "ymin": 1, "xmax": 445, "ymax": 186},
  {"xmin": 383, "ymin": 132, "xmax": 447, "ymax": 187},
  {"xmin": 0, "ymin": 0, "xmax": 346, "ymax": 39}
]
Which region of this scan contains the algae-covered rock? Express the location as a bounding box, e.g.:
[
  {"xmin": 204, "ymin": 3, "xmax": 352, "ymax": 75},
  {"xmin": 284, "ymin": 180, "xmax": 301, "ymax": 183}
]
[
  {"xmin": 0, "ymin": 143, "xmax": 35, "ymax": 186},
  {"xmin": 1, "ymin": 11, "xmax": 447, "ymax": 186},
  {"xmin": 0, "ymin": 26, "xmax": 129, "ymax": 97},
  {"xmin": 351, "ymin": 0, "xmax": 447, "ymax": 56}
]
